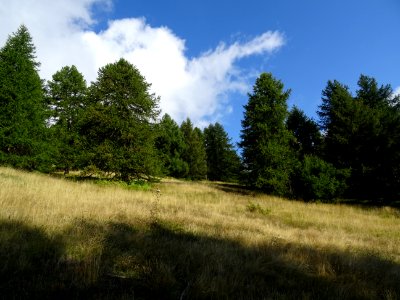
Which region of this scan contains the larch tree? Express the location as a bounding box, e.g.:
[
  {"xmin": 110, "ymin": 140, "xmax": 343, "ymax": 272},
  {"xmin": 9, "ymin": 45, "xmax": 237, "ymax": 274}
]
[
  {"xmin": 239, "ymin": 72, "xmax": 295, "ymax": 196},
  {"xmin": 180, "ymin": 118, "xmax": 207, "ymax": 180},
  {"xmin": 287, "ymin": 106, "xmax": 322, "ymax": 158},
  {"xmin": 0, "ymin": 25, "xmax": 50, "ymax": 170},
  {"xmin": 155, "ymin": 113, "xmax": 189, "ymax": 178},
  {"xmin": 204, "ymin": 122, "xmax": 240, "ymax": 182},
  {"xmin": 319, "ymin": 76, "xmax": 400, "ymax": 199},
  {"xmin": 79, "ymin": 58, "xmax": 161, "ymax": 181},
  {"xmin": 46, "ymin": 65, "xmax": 87, "ymax": 174}
]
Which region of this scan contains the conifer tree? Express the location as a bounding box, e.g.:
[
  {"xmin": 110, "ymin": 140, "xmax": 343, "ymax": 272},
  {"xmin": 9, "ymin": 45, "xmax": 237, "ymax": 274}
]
[
  {"xmin": 287, "ymin": 106, "xmax": 321, "ymax": 158},
  {"xmin": 156, "ymin": 114, "xmax": 188, "ymax": 177},
  {"xmin": 79, "ymin": 58, "xmax": 160, "ymax": 181},
  {"xmin": 319, "ymin": 76, "xmax": 400, "ymax": 199},
  {"xmin": 239, "ymin": 73, "xmax": 295, "ymax": 195},
  {"xmin": 180, "ymin": 118, "xmax": 207, "ymax": 180},
  {"xmin": 0, "ymin": 25, "xmax": 50, "ymax": 170},
  {"xmin": 46, "ymin": 65, "xmax": 87, "ymax": 173},
  {"xmin": 204, "ymin": 122, "xmax": 240, "ymax": 182}
]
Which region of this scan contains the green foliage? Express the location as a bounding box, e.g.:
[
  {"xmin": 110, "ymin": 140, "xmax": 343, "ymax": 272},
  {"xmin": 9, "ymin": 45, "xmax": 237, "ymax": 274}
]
[
  {"xmin": 204, "ymin": 122, "xmax": 240, "ymax": 182},
  {"xmin": 79, "ymin": 58, "xmax": 161, "ymax": 182},
  {"xmin": 46, "ymin": 65, "xmax": 87, "ymax": 173},
  {"xmin": 318, "ymin": 75, "xmax": 400, "ymax": 200},
  {"xmin": 353, "ymin": 76, "xmax": 400, "ymax": 199},
  {"xmin": 293, "ymin": 155, "xmax": 350, "ymax": 201},
  {"xmin": 1, "ymin": 24, "xmax": 400, "ymax": 202},
  {"xmin": 155, "ymin": 114, "xmax": 188, "ymax": 178},
  {"xmin": 180, "ymin": 118, "xmax": 207, "ymax": 180},
  {"xmin": 0, "ymin": 25, "xmax": 52, "ymax": 171},
  {"xmin": 287, "ymin": 106, "xmax": 322, "ymax": 157},
  {"xmin": 318, "ymin": 80, "xmax": 364, "ymax": 169},
  {"xmin": 239, "ymin": 73, "xmax": 296, "ymax": 196}
]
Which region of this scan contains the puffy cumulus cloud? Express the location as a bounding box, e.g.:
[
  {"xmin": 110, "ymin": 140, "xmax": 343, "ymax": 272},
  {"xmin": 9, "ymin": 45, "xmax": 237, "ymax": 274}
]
[
  {"xmin": 0, "ymin": 0, "xmax": 284, "ymax": 125},
  {"xmin": 0, "ymin": 0, "xmax": 111, "ymax": 85}
]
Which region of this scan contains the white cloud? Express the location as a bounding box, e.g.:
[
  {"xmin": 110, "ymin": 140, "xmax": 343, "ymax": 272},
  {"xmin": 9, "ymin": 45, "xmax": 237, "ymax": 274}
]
[
  {"xmin": 0, "ymin": 0, "xmax": 284, "ymax": 126},
  {"xmin": 394, "ymin": 87, "xmax": 400, "ymax": 97}
]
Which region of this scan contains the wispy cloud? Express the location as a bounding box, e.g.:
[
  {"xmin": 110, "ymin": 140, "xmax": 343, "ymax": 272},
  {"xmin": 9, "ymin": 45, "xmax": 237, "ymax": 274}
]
[{"xmin": 0, "ymin": 0, "xmax": 284, "ymax": 125}]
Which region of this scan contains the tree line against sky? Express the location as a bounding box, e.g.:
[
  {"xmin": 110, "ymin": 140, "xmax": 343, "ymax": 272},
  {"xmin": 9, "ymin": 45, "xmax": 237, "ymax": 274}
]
[{"xmin": 1, "ymin": 25, "xmax": 399, "ymax": 202}]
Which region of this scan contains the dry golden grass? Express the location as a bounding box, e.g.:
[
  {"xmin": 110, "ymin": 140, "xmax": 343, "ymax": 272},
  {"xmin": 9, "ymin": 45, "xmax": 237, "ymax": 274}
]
[{"xmin": 1, "ymin": 166, "xmax": 399, "ymax": 299}]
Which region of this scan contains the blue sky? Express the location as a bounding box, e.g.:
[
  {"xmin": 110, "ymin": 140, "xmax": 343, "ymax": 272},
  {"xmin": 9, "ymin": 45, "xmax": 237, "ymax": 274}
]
[{"xmin": 1, "ymin": 0, "xmax": 400, "ymax": 145}]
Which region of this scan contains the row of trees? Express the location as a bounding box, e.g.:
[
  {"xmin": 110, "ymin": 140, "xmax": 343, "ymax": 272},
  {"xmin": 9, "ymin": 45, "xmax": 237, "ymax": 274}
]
[
  {"xmin": 156, "ymin": 116, "xmax": 240, "ymax": 181},
  {"xmin": 0, "ymin": 26, "xmax": 240, "ymax": 183},
  {"xmin": 241, "ymin": 73, "xmax": 400, "ymax": 200},
  {"xmin": 1, "ymin": 25, "xmax": 399, "ymax": 201}
]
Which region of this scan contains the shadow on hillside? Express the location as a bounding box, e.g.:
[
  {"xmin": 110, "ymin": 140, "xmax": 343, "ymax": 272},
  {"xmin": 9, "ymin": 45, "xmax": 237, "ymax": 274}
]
[
  {"xmin": 0, "ymin": 220, "xmax": 64, "ymax": 298},
  {"xmin": 337, "ymin": 198, "xmax": 400, "ymax": 210},
  {"xmin": 50, "ymin": 172, "xmax": 112, "ymax": 183},
  {"xmin": 212, "ymin": 182, "xmax": 400, "ymax": 211},
  {"xmin": 210, "ymin": 182, "xmax": 259, "ymax": 196},
  {"xmin": 1, "ymin": 218, "xmax": 399, "ymax": 299}
]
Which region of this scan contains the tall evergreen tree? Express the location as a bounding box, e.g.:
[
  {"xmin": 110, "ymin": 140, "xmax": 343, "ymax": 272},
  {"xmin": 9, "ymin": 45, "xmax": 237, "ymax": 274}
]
[
  {"xmin": 155, "ymin": 114, "xmax": 188, "ymax": 178},
  {"xmin": 318, "ymin": 80, "xmax": 359, "ymax": 168},
  {"xmin": 287, "ymin": 106, "xmax": 348, "ymax": 201},
  {"xmin": 354, "ymin": 75, "xmax": 400, "ymax": 199},
  {"xmin": 318, "ymin": 76, "xmax": 400, "ymax": 199},
  {"xmin": 0, "ymin": 25, "xmax": 50, "ymax": 170},
  {"xmin": 79, "ymin": 58, "xmax": 160, "ymax": 181},
  {"xmin": 287, "ymin": 106, "xmax": 322, "ymax": 158},
  {"xmin": 46, "ymin": 65, "xmax": 87, "ymax": 173},
  {"xmin": 204, "ymin": 122, "xmax": 240, "ymax": 181},
  {"xmin": 180, "ymin": 118, "xmax": 207, "ymax": 180},
  {"xmin": 239, "ymin": 73, "xmax": 295, "ymax": 196}
]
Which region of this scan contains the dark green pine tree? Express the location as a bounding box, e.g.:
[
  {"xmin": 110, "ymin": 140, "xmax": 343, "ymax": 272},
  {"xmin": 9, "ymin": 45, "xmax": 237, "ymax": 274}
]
[
  {"xmin": 318, "ymin": 80, "xmax": 359, "ymax": 169},
  {"xmin": 180, "ymin": 118, "xmax": 207, "ymax": 180},
  {"xmin": 46, "ymin": 65, "xmax": 87, "ymax": 174},
  {"xmin": 318, "ymin": 75, "xmax": 400, "ymax": 199},
  {"xmin": 79, "ymin": 58, "xmax": 161, "ymax": 182},
  {"xmin": 239, "ymin": 73, "xmax": 295, "ymax": 196},
  {"xmin": 155, "ymin": 113, "xmax": 188, "ymax": 178},
  {"xmin": 204, "ymin": 122, "xmax": 240, "ymax": 182},
  {"xmin": 287, "ymin": 106, "xmax": 348, "ymax": 201},
  {"xmin": 287, "ymin": 106, "xmax": 322, "ymax": 158},
  {"xmin": 354, "ymin": 75, "xmax": 400, "ymax": 199},
  {"xmin": 0, "ymin": 25, "xmax": 50, "ymax": 170}
]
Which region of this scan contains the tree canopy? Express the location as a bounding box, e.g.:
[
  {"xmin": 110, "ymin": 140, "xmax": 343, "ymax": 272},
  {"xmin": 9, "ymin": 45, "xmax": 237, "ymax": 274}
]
[
  {"xmin": 46, "ymin": 65, "xmax": 87, "ymax": 173},
  {"xmin": 1, "ymin": 24, "xmax": 399, "ymax": 202},
  {"xmin": 155, "ymin": 114, "xmax": 188, "ymax": 178},
  {"xmin": 180, "ymin": 118, "xmax": 207, "ymax": 180},
  {"xmin": 318, "ymin": 75, "xmax": 400, "ymax": 199},
  {"xmin": 239, "ymin": 73, "xmax": 295, "ymax": 196},
  {"xmin": 0, "ymin": 25, "xmax": 50, "ymax": 170},
  {"xmin": 79, "ymin": 58, "xmax": 161, "ymax": 181},
  {"xmin": 204, "ymin": 122, "xmax": 240, "ymax": 182}
]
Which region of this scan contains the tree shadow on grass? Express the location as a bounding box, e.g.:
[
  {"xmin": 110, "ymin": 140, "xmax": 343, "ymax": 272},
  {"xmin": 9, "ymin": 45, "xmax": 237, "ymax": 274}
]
[
  {"xmin": 210, "ymin": 182, "xmax": 260, "ymax": 197},
  {"xmin": 0, "ymin": 220, "xmax": 64, "ymax": 298},
  {"xmin": 1, "ymin": 218, "xmax": 399, "ymax": 299},
  {"xmin": 101, "ymin": 221, "xmax": 400, "ymax": 300},
  {"xmin": 212, "ymin": 182, "xmax": 400, "ymax": 211},
  {"xmin": 337, "ymin": 198, "xmax": 400, "ymax": 210}
]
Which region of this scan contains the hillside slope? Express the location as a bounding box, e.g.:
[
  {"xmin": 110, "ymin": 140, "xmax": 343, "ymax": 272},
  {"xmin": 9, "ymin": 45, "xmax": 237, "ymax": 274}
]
[{"xmin": 0, "ymin": 167, "xmax": 399, "ymax": 299}]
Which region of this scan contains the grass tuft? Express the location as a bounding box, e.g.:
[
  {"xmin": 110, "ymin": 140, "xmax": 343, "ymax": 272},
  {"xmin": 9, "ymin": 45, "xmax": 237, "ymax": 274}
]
[{"xmin": 246, "ymin": 201, "xmax": 272, "ymax": 215}]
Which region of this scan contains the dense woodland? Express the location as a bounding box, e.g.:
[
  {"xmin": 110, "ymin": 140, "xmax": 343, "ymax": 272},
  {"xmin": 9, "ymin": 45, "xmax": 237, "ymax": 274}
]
[{"xmin": 1, "ymin": 25, "xmax": 400, "ymax": 202}]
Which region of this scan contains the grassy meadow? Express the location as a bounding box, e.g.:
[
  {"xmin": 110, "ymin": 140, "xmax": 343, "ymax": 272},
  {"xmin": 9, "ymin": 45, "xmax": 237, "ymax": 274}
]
[{"xmin": 0, "ymin": 166, "xmax": 399, "ymax": 299}]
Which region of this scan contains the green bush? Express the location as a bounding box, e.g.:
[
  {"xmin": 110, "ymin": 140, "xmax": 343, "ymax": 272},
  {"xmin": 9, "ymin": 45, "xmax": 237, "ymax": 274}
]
[{"xmin": 293, "ymin": 155, "xmax": 350, "ymax": 201}]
